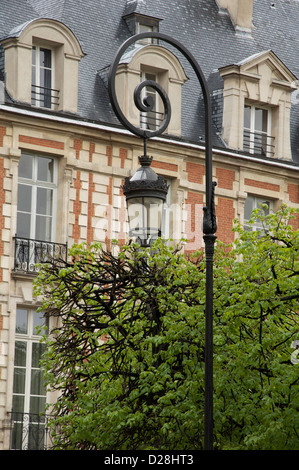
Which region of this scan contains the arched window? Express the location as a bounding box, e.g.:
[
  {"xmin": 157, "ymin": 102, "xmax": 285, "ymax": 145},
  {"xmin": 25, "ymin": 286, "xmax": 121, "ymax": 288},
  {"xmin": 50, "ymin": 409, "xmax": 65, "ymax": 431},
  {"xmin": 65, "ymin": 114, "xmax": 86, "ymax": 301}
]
[
  {"xmin": 1, "ymin": 18, "xmax": 84, "ymax": 113},
  {"xmin": 115, "ymin": 44, "xmax": 188, "ymax": 136}
]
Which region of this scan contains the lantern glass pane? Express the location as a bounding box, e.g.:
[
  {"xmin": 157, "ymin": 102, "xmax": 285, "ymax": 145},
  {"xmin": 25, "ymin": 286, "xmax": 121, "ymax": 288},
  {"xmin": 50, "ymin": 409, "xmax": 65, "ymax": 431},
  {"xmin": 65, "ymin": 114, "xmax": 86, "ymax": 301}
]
[{"xmin": 127, "ymin": 196, "xmax": 164, "ymax": 244}]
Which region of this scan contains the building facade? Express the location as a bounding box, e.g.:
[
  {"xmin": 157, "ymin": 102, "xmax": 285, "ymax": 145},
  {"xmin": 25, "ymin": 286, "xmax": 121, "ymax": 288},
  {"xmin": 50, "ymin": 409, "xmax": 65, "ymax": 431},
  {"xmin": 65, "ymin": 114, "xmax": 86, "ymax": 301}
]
[{"xmin": 0, "ymin": 0, "xmax": 299, "ymax": 449}]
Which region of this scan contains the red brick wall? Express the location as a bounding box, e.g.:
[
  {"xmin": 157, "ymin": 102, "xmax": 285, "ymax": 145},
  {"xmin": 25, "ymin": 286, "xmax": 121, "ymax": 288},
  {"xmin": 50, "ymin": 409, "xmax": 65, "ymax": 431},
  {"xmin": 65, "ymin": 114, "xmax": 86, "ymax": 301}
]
[
  {"xmin": 152, "ymin": 160, "xmax": 178, "ymax": 172},
  {"xmin": 19, "ymin": 135, "xmax": 64, "ymax": 150},
  {"xmin": 186, "ymin": 161, "xmax": 204, "ymax": 184},
  {"xmin": 244, "ymin": 178, "xmax": 280, "ymax": 192},
  {"xmin": 0, "ymin": 126, "xmax": 6, "ymax": 147},
  {"xmin": 216, "ymin": 167, "xmax": 235, "ymax": 190},
  {"xmin": 288, "ymin": 183, "xmax": 299, "ymax": 229},
  {"xmin": 216, "ymin": 197, "xmax": 235, "ymax": 245}
]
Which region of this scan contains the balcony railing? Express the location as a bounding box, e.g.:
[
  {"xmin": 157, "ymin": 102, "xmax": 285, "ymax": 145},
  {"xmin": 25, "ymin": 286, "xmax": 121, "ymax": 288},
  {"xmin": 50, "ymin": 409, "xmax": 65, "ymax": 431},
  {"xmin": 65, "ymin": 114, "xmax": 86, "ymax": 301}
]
[
  {"xmin": 243, "ymin": 129, "xmax": 275, "ymax": 157},
  {"xmin": 140, "ymin": 109, "xmax": 165, "ymax": 131},
  {"xmin": 31, "ymin": 85, "xmax": 59, "ymax": 109},
  {"xmin": 9, "ymin": 412, "xmax": 53, "ymax": 450},
  {"xmin": 14, "ymin": 237, "xmax": 68, "ymax": 274}
]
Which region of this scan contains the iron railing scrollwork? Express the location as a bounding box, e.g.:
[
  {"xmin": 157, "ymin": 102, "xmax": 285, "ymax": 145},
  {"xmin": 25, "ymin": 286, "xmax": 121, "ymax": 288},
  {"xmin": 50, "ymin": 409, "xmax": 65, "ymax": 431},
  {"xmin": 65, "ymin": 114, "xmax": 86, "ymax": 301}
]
[
  {"xmin": 14, "ymin": 237, "xmax": 67, "ymax": 274},
  {"xmin": 9, "ymin": 412, "xmax": 53, "ymax": 450}
]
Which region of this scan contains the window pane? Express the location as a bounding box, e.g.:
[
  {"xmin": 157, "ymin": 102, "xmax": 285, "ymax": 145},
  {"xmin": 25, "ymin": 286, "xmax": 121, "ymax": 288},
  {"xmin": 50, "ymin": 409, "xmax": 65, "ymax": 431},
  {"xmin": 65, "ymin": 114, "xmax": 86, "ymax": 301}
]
[
  {"xmin": 16, "ymin": 309, "xmax": 28, "ymax": 334},
  {"xmin": 17, "ymin": 184, "xmax": 32, "ymax": 213},
  {"xmin": 30, "ymin": 396, "xmax": 46, "ymax": 416},
  {"xmin": 40, "ymin": 67, "xmax": 52, "ymax": 89},
  {"xmin": 244, "ymin": 105, "xmax": 251, "ymax": 129},
  {"xmin": 14, "ymin": 341, "xmax": 27, "ymax": 367},
  {"xmin": 32, "ymin": 311, "xmax": 47, "ymax": 336},
  {"xmin": 35, "ymin": 215, "xmax": 52, "ymax": 241},
  {"xmin": 13, "ymin": 368, "xmax": 26, "ymax": 394},
  {"xmin": 255, "ymin": 108, "xmax": 268, "ymax": 133},
  {"xmin": 31, "ymin": 342, "xmax": 46, "ymax": 368},
  {"xmin": 40, "ymin": 48, "xmax": 51, "ymax": 69},
  {"xmin": 31, "ymin": 368, "xmax": 46, "ymax": 396},
  {"xmin": 37, "ymin": 157, "xmax": 54, "ymax": 182},
  {"xmin": 36, "ymin": 188, "xmax": 53, "ymax": 215},
  {"xmin": 16, "ymin": 212, "xmax": 31, "ymax": 238},
  {"xmin": 139, "ymin": 24, "xmax": 153, "ymax": 33},
  {"xmin": 12, "ymin": 395, "xmax": 25, "ymax": 414},
  {"xmin": 19, "ymin": 154, "xmax": 33, "ymax": 179},
  {"xmin": 244, "ymin": 196, "xmax": 254, "ymax": 221},
  {"xmin": 32, "ymin": 46, "xmax": 36, "ymax": 66},
  {"xmin": 257, "ymin": 199, "xmax": 270, "ymax": 217}
]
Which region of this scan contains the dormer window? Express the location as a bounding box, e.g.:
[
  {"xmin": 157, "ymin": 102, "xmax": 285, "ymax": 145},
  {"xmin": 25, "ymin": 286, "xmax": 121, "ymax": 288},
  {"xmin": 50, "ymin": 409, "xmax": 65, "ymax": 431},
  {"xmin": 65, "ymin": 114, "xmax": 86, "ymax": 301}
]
[
  {"xmin": 219, "ymin": 50, "xmax": 298, "ymax": 160},
  {"xmin": 0, "ymin": 18, "xmax": 84, "ymax": 113},
  {"xmin": 123, "ymin": 13, "xmax": 161, "ymax": 44},
  {"xmin": 114, "ymin": 44, "xmax": 188, "ymax": 136},
  {"xmin": 32, "ymin": 46, "xmax": 58, "ymax": 109}
]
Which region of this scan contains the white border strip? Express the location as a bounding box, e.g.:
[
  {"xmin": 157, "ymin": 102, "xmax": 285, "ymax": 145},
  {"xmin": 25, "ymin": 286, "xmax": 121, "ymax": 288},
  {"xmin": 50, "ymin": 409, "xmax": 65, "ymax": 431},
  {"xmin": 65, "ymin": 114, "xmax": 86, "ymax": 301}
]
[{"xmin": 1, "ymin": 104, "xmax": 299, "ymax": 172}]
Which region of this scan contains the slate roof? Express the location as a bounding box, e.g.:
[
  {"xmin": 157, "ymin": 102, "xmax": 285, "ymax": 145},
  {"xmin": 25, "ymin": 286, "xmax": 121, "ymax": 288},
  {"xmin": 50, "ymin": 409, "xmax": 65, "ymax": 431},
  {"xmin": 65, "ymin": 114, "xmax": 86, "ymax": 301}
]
[{"xmin": 0, "ymin": 0, "xmax": 299, "ymax": 164}]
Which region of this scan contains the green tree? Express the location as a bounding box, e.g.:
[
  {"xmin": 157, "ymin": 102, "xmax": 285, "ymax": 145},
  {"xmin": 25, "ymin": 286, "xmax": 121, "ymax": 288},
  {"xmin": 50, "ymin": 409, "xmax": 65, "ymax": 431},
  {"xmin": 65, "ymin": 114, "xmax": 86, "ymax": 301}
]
[
  {"xmin": 213, "ymin": 204, "xmax": 299, "ymax": 450},
  {"xmin": 34, "ymin": 205, "xmax": 299, "ymax": 450}
]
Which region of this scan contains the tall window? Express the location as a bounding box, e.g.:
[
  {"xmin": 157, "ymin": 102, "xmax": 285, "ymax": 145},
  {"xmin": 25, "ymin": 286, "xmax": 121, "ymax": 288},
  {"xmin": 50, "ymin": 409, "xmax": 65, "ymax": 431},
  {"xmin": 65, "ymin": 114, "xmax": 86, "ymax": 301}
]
[
  {"xmin": 11, "ymin": 308, "xmax": 48, "ymax": 450},
  {"xmin": 140, "ymin": 71, "xmax": 160, "ymax": 131},
  {"xmin": 244, "ymin": 195, "xmax": 273, "ymax": 231},
  {"xmin": 17, "ymin": 153, "xmax": 57, "ymax": 242},
  {"xmin": 32, "ymin": 46, "xmax": 58, "ymax": 109},
  {"xmin": 243, "ymin": 105, "xmax": 274, "ymax": 157}
]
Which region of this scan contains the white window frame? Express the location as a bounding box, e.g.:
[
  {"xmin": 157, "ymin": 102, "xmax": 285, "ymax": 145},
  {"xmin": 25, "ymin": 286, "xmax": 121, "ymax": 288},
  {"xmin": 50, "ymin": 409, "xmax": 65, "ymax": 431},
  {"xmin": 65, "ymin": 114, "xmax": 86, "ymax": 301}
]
[
  {"xmin": 31, "ymin": 45, "xmax": 56, "ymax": 109},
  {"xmin": 243, "ymin": 104, "xmax": 273, "ymax": 157},
  {"xmin": 244, "ymin": 195, "xmax": 273, "ymax": 231},
  {"xmin": 140, "ymin": 71, "xmax": 161, "ymax": 131},
  {"xmin": 11, "ymin": 308, "xmax": 48, "ymax": 450},
  {"xmin": 17, "ymin": 153, "xmax": 58, "ymax": 243}
]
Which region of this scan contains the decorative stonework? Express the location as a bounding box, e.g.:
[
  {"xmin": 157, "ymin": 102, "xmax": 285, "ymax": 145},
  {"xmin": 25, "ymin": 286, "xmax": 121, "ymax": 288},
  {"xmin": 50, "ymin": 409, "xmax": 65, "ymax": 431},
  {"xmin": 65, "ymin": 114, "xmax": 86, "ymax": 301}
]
[{"xmin": 219, "ymin": 50, "xmax": 298, "ymax": 160}]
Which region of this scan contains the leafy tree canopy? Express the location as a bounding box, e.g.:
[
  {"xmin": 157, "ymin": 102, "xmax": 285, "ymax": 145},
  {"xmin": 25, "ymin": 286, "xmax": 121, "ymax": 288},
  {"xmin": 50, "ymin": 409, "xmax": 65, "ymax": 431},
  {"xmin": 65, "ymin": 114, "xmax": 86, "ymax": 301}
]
[{"xmin": 34, "ymin": 205, "xmax": 299, "ymax": 450}]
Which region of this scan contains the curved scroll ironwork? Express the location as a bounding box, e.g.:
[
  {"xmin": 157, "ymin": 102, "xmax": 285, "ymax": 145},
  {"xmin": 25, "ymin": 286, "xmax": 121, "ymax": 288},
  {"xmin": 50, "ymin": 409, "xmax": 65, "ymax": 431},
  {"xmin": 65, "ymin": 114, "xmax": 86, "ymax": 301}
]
[
  {"xmin": 108, "ymin": 31, "xmax": 216, "ymax": 230},
  {"xmin": 133, "ymin": 79, "xmax": 171, "ymax": 137}
]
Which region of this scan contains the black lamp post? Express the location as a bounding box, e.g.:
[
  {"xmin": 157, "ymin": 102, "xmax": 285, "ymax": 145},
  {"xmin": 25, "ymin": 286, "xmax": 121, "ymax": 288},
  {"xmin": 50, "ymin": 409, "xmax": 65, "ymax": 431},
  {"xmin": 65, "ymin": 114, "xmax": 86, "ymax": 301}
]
[{"xmin": 108, "ymin": 31, "xmax": 217, "ymax": 450}]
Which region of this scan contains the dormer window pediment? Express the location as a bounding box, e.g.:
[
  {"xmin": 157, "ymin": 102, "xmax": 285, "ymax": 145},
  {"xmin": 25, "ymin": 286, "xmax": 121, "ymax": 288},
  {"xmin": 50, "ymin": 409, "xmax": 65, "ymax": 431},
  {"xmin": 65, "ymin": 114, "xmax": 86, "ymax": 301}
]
[{"xmin": 219, "ymin": 50, "xmax": 298, "ymax": 160}]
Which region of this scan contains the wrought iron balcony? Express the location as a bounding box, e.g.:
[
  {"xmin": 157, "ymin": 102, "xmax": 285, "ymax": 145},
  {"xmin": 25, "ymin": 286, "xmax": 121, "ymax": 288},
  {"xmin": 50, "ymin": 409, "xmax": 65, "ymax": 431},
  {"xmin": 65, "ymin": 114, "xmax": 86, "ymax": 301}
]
[
  {"xmin": 31, "ymin": 84, "xmax": 59, "ymax": 109},
  {"xmin": 14, "ymin": 237, "xmax": 68, "ymax": 274},
  {"xmin": 243, "ymin": 129, "xmax": 275, "ymax": 157},
  {"xmin": 9, "ymin": 411, "xmax": 53, "ymax": 450}
]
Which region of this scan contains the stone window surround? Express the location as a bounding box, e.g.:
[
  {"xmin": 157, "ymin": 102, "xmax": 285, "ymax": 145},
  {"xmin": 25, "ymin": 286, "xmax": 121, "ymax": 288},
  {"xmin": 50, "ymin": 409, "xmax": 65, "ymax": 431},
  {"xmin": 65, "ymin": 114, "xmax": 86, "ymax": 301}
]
[
  {"xmin": 115, "ymin": 44, "xmax": 188, "ymax": 137},
  {"xmin": 0, "ymin": 18, "xmax": 84, "ymax": 114},
  {"xmin": 219, "ymin": 50, "xmax": 298, "ymax": 161}
]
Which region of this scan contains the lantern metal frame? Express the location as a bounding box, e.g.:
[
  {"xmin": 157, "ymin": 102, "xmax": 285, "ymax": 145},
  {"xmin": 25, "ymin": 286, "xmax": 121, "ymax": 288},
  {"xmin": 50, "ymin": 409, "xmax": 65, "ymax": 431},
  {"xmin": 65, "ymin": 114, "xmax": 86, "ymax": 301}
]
[{"xmin": 122, "ymin": 154, "xmax": 168, "ymax": 247}]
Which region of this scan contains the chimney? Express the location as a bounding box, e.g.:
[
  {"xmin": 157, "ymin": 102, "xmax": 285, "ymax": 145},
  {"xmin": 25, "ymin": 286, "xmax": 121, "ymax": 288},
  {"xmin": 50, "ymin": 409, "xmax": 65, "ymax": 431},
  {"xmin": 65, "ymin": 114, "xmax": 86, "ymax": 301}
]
[{"xmin": 216, "ymin": 0, "xmax": 253, "ymax": 36}]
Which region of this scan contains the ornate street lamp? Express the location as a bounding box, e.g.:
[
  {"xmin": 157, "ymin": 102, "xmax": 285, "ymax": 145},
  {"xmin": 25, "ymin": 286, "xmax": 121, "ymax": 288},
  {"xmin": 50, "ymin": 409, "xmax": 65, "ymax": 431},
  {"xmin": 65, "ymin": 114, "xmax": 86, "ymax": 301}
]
[
  {"xmin": 122, "ymin": 153, "xmax": 168, "ymax": 247},
  {"xmin": 108, "ymin": 32, "xmax": 217, "ymax": 450}
]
